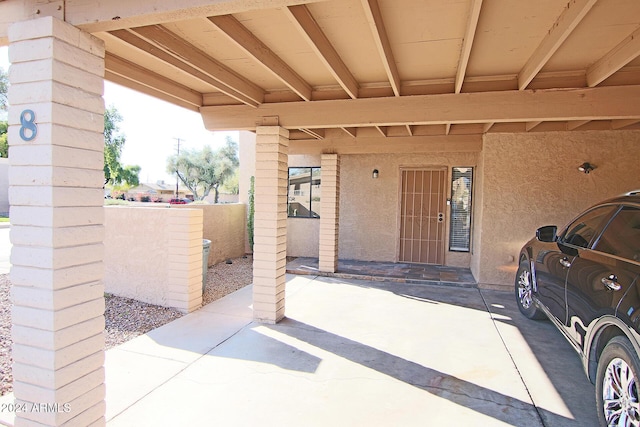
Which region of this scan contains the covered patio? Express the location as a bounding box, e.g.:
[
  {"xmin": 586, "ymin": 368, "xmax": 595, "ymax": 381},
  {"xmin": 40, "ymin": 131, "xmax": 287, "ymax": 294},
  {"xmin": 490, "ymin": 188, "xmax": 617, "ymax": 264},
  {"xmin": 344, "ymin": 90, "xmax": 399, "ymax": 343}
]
[{"xmin": 1, "ymin": 0, "xmax": 639, "ymax": 425}]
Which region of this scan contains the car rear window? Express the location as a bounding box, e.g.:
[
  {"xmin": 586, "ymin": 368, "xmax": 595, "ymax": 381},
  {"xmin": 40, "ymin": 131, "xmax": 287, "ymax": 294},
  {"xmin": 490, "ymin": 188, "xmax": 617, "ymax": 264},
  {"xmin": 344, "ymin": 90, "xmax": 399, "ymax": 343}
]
[{"xmin": 593, "ymin": 206, "xmax": 640, "ymax": 262}]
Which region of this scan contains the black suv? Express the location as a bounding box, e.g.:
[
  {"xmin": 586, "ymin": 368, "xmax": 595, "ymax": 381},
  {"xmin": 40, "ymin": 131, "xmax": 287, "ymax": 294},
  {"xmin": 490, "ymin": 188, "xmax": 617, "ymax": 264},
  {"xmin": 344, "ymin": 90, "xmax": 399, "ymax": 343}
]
[{"xmin": 515, "ymin": 191, "xmax": 640, "ymax": 426}]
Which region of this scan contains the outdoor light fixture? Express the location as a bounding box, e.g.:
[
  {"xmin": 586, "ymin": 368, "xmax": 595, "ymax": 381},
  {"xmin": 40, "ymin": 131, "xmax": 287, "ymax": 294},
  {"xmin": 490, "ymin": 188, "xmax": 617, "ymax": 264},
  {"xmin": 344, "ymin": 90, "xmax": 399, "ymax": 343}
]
[
  {"xmin": 372, "ymin": 169, "xmax": 379, "ymax": 179},
  {"xmin": 578, "ymin": 162, "xmax": 595, "ymax": 174}
]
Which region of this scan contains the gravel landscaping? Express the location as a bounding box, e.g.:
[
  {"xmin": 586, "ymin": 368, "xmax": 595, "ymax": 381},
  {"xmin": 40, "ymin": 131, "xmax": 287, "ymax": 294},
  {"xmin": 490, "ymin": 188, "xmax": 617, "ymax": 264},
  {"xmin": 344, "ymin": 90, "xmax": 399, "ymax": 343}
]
[{"xmin": 0, "ymin": 255, "xmax": 253, "ymax": 396}]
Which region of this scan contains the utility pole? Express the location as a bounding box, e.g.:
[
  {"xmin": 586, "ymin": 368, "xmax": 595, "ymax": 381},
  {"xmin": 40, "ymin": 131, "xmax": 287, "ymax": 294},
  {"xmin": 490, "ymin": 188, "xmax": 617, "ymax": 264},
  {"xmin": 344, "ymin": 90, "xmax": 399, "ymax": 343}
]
[{"xmin": 173, "ymin": 137, "xmax": 182, "ymax": 198}]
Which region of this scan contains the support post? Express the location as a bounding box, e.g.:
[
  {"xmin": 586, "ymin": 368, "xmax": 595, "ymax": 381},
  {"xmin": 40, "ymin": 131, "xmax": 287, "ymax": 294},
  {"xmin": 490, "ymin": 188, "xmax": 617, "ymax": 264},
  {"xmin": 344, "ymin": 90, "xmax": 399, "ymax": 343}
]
[
  {"xmin": 318, "ymin": 154, "xmax": 340, "ymax": 272},
  {"xmin": 8, "ymin": 16, "xmax": 106, "ymax": 426},
  {"xmin": 252, "ymin": 126, "xmax": 289, "ymax": 324}
]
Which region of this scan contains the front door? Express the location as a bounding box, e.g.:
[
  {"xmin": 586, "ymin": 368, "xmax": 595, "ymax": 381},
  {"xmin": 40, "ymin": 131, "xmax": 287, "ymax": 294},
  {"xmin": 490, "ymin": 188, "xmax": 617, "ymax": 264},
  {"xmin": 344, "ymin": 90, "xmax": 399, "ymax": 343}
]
[{"xmin": 399, "ymin": 169, "xmax": 446, "ymax": 264}]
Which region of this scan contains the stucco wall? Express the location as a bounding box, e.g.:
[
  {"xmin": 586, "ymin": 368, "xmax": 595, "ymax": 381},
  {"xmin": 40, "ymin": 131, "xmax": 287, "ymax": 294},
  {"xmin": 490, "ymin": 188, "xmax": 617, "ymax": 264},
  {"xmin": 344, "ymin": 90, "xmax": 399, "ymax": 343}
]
[
  {"xmin": 338, "ymin": 152, "xmax": 478, "ymax": 263},
  {"xmin": 0, "ymin": 158, "xmax": 8, "ymax": 216},
  {"xmin": 476, "ymin": 130, "xmax": 640, "ymax": 287},
  {"xmin": 288, "ymin": 218, "xmax": 320, "ymax": 257},
  {"xmin": 104, "ymin": 206, "xmax": 204, "ymax": 312},
  {"xmin": 173, "ymin": 203, "xmax": 246, "ymax": 265}
]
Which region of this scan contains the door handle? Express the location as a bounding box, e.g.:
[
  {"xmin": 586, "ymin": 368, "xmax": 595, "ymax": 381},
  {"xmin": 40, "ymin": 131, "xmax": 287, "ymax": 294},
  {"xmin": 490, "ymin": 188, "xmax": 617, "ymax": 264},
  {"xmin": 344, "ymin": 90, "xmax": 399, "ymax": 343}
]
[
  {"xmin": 559, "ymin": 257, "xmax": 571, "ymax": 268},
  {"xmin": 437, "ymin": 213, "xmax": 444, "ymax": 223},
  {"xmin": 601, "ymin": 274, "xmax": 622, "ymax": 291}
]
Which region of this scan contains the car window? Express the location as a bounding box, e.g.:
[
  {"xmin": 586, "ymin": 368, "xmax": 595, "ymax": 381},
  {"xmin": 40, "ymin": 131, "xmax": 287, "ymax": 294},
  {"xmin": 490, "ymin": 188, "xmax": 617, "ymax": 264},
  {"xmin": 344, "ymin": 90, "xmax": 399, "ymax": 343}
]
[
  {"xmin": 560, "ymin": 205, "xmax": 617, "ymax": 248},
  {"xmin": 593, "ymin": 206, "xmax": 640, "ymax": 262}
]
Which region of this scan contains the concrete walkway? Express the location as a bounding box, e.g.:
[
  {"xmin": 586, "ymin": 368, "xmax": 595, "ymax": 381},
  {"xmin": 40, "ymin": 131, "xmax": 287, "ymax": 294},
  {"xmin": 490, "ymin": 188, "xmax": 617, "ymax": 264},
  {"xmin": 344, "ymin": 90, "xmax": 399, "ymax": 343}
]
[{"xmin": 0, "ymin": 274, "xmax": 598, "ymax": 426}]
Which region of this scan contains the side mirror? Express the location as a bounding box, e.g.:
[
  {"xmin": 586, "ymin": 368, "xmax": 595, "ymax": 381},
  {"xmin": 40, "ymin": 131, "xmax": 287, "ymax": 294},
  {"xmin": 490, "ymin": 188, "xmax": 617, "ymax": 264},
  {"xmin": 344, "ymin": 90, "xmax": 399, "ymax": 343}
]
[{"xmin": 536, "ymin": 225, "xmax": 557, "ymax": 243}]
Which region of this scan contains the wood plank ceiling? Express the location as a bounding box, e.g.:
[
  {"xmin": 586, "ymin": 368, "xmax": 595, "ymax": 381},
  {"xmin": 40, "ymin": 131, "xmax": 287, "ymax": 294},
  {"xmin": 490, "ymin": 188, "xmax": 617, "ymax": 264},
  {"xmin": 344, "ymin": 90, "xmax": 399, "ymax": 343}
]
[{"xmin": 95, "ymin": 0, "xmax": 640, "ymax": 140}]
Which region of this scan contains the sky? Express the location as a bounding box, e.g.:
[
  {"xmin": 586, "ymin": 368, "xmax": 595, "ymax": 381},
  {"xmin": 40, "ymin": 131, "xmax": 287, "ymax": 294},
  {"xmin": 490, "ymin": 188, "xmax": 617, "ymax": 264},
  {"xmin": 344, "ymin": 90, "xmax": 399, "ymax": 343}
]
[{"xmin": 0, "ymin": 46, "xmax": 238, "ymax": 184}]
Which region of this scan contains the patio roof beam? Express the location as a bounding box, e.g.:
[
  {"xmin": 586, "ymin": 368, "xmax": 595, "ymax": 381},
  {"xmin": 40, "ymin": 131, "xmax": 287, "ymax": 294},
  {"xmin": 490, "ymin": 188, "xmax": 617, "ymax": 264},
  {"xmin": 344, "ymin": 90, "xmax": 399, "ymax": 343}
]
[
  {"xmin": 201, "ymin": 84, "xmax": 640, "ymax": 130},
  {"xmin": 526, "ymin": 121, "xmax": 543, "ymax": 132},
  {"xmin": 105, "ymin": 53, "xmax": 203, "ymax": 110},
  {"xmin": 611, "ymin": 119, "xmax": 640, "ymax": 130},
  {"xmin": 130, "ymin": 25, "xmax": 264, "ymax": 106},
  {"xmin": 567, "ymin": 120, "xmax": 590, "ymax": 130},
  {"xmin": 207, "ymin": 14, "xmax": 313, "ymax": 101},
  {"xmin": 518, "ymin": 0, "xmax": 598, "ymax": 90},
  {"xmin": 109, "ymin": 29, "xmax": 261, "ymax": 107},
  {"xmin": 340, "ymin": 127, "xmax": 358, "ymax": 137},
  {"xmin": 455, "ymin": 0, "xmax": 483, "ymax": 94},
  {"xmin": 289, "ymin": 134, "xmax": 483, "ymax": 155},
  {"xmin": 587, "ymin": 26, "xmax": 640, "ymax": 87},
  {"xmin": 361, "ymin": 0, "xmax": 400, "ymax": 96},
  {"xmin": 0, "ymin": 0, "xmax": 331, "ymax": 42},
  {"xmin": 286, "ymin": 4, "xmax": 360, "ymax": 99}
]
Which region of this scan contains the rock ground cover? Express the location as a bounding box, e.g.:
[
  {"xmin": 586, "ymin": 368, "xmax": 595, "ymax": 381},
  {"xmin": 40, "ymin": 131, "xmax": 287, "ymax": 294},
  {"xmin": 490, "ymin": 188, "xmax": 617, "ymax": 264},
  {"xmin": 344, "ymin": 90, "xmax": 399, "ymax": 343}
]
[{"xmin": 0, "ymin": 255, "xmax": 253, "ymax": 396}]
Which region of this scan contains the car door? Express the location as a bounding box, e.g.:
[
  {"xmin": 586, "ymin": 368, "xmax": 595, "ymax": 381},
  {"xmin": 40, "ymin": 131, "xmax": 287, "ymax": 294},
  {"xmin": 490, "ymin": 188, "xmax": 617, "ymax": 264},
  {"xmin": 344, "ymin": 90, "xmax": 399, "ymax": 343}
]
[
  {"xmin": 565, "ymin": 205, "xmax": 640, "ymax": 351},
  {"xmin": 536, "ymin": 205, "xmax": 618, "ymax": 327}
]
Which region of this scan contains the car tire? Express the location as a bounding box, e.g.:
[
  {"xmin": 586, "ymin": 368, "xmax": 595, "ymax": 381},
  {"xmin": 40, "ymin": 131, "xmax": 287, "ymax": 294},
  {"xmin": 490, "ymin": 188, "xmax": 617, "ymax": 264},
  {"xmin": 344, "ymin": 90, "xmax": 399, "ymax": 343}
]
[
  {"xmin": 514, "ymin": 260, "xmax": 546, "ymax": 320},
  {"xmin": 596, "ymin": 336, "xmax": 640, "ymax": 426}
]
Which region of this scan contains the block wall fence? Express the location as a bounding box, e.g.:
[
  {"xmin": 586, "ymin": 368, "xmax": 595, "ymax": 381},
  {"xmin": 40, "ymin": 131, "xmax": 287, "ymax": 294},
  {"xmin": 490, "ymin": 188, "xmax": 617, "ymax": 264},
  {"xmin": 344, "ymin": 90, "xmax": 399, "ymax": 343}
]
[{"xmin": 104, "ymin": 203, "xmax": 246, "ymax": 313}]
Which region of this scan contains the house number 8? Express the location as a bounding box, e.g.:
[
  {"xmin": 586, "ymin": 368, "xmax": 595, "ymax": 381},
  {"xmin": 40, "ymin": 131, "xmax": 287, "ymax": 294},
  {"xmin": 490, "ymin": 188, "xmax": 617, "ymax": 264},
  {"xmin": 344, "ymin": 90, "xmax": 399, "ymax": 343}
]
[{"xmin": 19, "ymin": 109, "xmax": 38, "ymax": 142}]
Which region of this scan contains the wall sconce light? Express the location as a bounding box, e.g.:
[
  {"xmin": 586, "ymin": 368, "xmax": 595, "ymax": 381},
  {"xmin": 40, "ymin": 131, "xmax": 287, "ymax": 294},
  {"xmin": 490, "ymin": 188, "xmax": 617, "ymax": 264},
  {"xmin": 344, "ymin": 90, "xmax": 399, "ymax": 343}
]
[
  {"xmin": 578, "ymin": 162, "xmax": 595, "ymax": 174},
  {"xmin": 372, "ymin": 169, "xmax": 379, "ymax": 179}
]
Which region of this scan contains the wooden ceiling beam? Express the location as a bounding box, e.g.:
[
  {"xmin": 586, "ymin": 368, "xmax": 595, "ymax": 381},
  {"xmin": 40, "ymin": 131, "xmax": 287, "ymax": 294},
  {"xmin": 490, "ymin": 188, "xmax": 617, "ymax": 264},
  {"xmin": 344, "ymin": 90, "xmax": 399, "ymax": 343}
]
[
  {"xmin": 286, "ymin": 4, "xmax": 359, "ymax": 99},
  {"xmin": 374, "ymin": 126, "xmax": 388, "ymax": 137},
  {"xmin": 106, "ymin": 71, "xmax": 200, "ymax": 112},
  {"xmin": 587, "ymin": 26, "xmax": 640, "ymax": 87},
  {"xmin": 75, "ymin": 0, "xmax": 332, "ymax": 33},
  {"xmin": 567, "ymin": 120, "xmax": 590, "ymax": 130},
  {"xmin": 207, "ymin": 15, "xmax": 312, "ymax": 101},
  {"xmin": 289, "ymin": 135, "xmax": 483, "ymax": 155},
  {"xmin": 526, "ymin": 121, "xmax": 543, "ymax": 132},
  {"xmin": 300, "ymin": 128, "xmax": 325, "ymax": 139},
  {"xmin": 131, "ymin": 25, "xmax": 264, "ymax": 105},
  {"xmin": 518, "ymin": 0, "xmax": 598, "ymax": 90},
  {"xmin": 405, "ymin": 125, "xmax": 414, "ymax": 136},
  {"xmin": 341, "ymin": 127, "xmax": 358, "ymax": 137},
  {"xmin": 611, "ymin": 119, "xmax": 640, "ymax": 130},
  {"xmin": 110, "ymin": 29, "xmax": 259, "ymax": 107},
  {"xmin": 201, "ymin": 85, "xmax": 640, "ymax": 130},
  {"xmin": 105, "ymin": 53, "xmax": 203, "ymax": 108},
  {"xmin": 361, "ymin": 0, "xmax": 400, "ymax": 96},
  {"xmin": 455, "ymin": 0, "xmax": 483, "ymax": 94}
]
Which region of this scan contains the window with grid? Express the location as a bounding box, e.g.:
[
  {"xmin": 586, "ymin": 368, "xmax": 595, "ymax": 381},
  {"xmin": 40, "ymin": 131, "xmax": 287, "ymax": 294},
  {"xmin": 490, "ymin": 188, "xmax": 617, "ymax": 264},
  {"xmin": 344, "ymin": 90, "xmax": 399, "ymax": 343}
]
[
  {"xmin": 449, "ymin": 167, "xmax": 473, "ymax": 252},
  {"xmin": 288, "ymin": 167, "xmax": 321, "ymax": 218}
]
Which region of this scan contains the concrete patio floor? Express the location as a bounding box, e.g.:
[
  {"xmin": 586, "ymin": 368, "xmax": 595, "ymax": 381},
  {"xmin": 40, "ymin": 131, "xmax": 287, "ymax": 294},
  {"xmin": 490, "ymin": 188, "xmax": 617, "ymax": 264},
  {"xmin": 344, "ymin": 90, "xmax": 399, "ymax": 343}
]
[{"xmin": 1, "ymin": 273, "xmax": 599, "ymax": 426}]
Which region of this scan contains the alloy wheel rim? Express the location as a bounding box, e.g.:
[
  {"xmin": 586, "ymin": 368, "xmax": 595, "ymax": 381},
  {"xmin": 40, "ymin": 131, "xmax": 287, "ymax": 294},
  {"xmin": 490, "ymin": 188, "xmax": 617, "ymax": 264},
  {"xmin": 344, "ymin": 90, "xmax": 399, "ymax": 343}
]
[
  {"xmin": 603, "ymin": 357, "xmax": 640, "ymax": 426},
  {"xmin": 517, "ymin": 269, "xmax": 533, "ymax": 309}
]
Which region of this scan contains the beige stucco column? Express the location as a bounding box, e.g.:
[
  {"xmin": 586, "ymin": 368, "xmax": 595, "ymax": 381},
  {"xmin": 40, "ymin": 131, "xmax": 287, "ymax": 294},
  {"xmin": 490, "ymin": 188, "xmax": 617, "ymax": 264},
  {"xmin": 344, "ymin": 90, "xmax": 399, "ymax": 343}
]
[
  {"xmin": 318, "ymin": 154, "xmax": 340, "ymax": 272},
  {"xmin": 253, "ymin": 126, "xmax": 288, "ymax": 324},
  {"xmin": 8, "ymin": 17, "xmax": 106, "ymax": 426}
]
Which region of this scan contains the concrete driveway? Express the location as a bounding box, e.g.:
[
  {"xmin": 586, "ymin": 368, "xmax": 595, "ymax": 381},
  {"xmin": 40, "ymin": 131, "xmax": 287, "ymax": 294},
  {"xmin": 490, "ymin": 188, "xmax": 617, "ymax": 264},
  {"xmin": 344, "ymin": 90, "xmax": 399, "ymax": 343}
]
[
  {"xmin": 0, "ymin": 257, "xmax": 598, "ymax": 426},
  {"xmin": 92, "ymin": 275, "xmax": 597, "ymax": 427}
]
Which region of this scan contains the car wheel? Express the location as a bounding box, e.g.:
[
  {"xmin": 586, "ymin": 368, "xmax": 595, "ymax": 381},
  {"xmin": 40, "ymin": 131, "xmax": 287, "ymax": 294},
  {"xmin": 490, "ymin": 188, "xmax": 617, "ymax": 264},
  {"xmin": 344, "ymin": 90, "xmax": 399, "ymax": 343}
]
[
  {"xmin": 596, "ymin": 336, "xmax": 640, "ymax": 427},
  {"xmin": 515, "ymin": 260, "xmax": 545, "ymax": 320}
]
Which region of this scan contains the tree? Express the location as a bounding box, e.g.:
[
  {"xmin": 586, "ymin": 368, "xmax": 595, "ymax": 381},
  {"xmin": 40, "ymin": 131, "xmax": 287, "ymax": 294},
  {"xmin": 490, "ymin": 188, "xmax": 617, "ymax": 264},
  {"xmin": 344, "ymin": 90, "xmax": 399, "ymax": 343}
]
[
  {"xmin": 166, "ymin": 137, "xmax": 239, "ymax": 202},
  {"xmin": 0, "ymin": 66, "xmax": 7, "ymax": 112},
  {"xmin": 103, "ymin": 105, "xmax": 140, "ymax": 188},
  {"xmin": 0, "ymin": 67, "xmax": 7, "ymax": 158},
  {"xmin": 0, "ymin": 121, "xmax": 7, "ymax": 158}
]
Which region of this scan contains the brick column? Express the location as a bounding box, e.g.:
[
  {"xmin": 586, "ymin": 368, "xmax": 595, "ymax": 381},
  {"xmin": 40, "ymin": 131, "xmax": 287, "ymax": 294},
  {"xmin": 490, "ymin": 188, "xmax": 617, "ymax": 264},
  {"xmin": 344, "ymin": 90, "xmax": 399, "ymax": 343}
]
[
  {"xmin": 253, "ymin": 126, "xmax": 288, "ymax": 324},
  {"xmin": 319, "ymin": 154, "xmax": 340, "ymax": 273},
  {"xmin": 8, "ymin": 17, "xmax": 106, "ymax": 426},
  {"xmin": 167, "ymin": 208, "xmax": 204, "ymax": 313}
]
